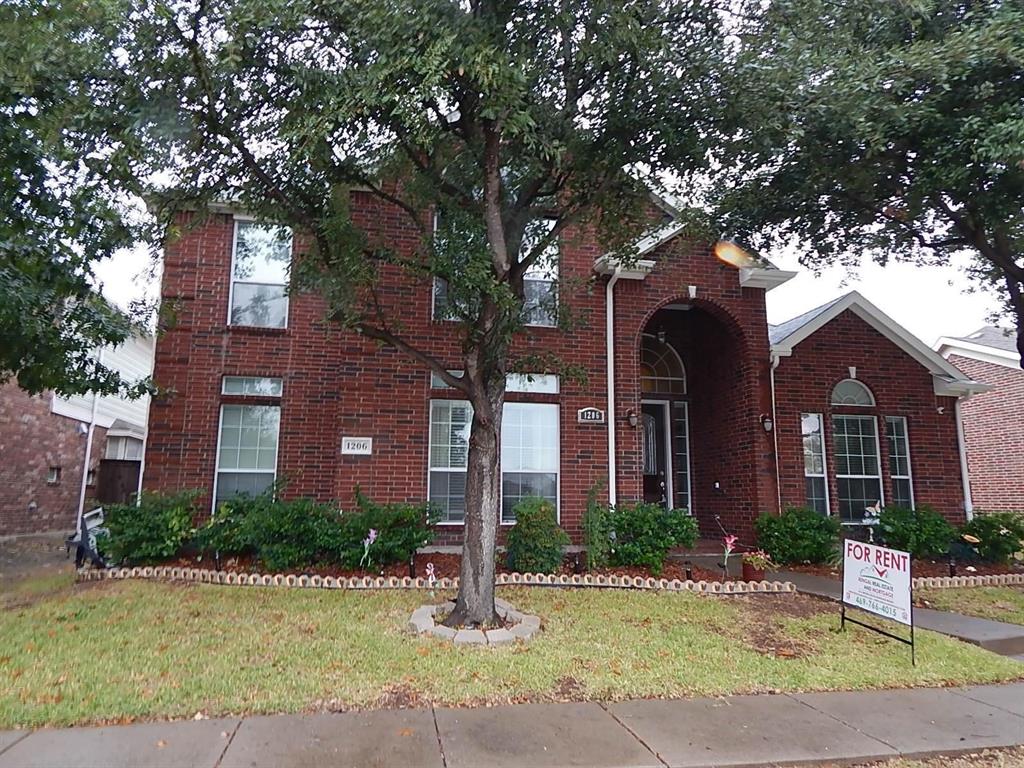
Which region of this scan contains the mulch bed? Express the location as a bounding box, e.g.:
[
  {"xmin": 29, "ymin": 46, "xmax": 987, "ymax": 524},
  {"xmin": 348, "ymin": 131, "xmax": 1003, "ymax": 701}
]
[
  {"xmin": 786, "ymin": 560, "xmax": 1024, "ymax": 579},
  {"xmin": 163, "ymin": 551, "xmax": 729, "ymax": 583}
]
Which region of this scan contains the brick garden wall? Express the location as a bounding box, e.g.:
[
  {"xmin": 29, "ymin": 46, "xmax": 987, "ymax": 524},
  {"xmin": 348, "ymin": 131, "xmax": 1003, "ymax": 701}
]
[
  {"xmin": 0, "ymin": 380, "xmax": 105, "ymax": 535},
  {"xmin": 773, "ymin": 311, "xmax": 966, "ymax": 524},
  {"xmin": 947, "ymin": 354, "xmax": 1024, "ymax": 512}
]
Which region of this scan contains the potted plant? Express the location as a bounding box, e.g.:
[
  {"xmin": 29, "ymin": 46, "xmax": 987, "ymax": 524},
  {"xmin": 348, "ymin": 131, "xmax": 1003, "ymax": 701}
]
[{"xmin": 741, "ymin": 550, "xmax": 775, "ymax": 581}]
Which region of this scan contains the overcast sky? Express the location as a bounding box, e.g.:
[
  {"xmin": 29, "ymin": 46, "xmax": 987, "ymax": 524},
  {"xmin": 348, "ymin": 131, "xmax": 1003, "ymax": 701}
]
[{"xmin": 93, "ymin": 242, "xmax": 1005, "ymax": 347}]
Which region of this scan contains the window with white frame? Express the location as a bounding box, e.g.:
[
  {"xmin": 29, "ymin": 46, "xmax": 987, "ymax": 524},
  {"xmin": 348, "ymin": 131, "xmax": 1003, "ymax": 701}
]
[
  {"xmin": 428, "ymin": 400, "xmax": 472, "ymax": 523},
  {"xmin": 229, "ymin": 220, "xmax": 292, "ymax": 328},
  {"xmin": 831, "ymin": 379, "xmax": 875, "ymax": 407},
  {"xmin": 105, "ymin": 436, "xmax": 144, "ymax": 461},
  {"xmin": 521, "ymin": 218, "xmax": 559, "ymax": 327},
  {"xmin": 501, "ymin": 402, "xmax": 559, "ymax": 523},
  {"xmin": 801, "ymin": 413, "xmax": 829, "ymax": 515},
  {"xmin": 885, "ymin": 416, "xmax": 914, "ymax": 508},
  {"xmin": 222, "ymin": 375, "xmax": 284, "ymax": 397},
  {"xmin": 215, "ymin": 404, "xmax": 281, "ymax": 504},
  {"xmin": 832, "ymin": 415, "xmax": 883, "ymax": 522}
]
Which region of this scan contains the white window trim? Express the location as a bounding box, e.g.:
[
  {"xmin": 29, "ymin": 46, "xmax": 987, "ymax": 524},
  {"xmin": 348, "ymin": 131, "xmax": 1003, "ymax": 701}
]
[
  {"xmin": 211, "ymin": 403, "xmax": 281, "ymax": 515},
  {"xmin": 499, "ymin": 402, "xmax": 561, "ymax": 526},
  {"xmin": 802, "ymin": 412, "xmax": 831, "ymax": 516},
  {"xmin": 221, "ymin": 375, "xmax": 284, "ymax": 397},
  {"xmin": 832, "ymin": 414, "xmax": 885, "ymax": 524},
  {"xmin": 886, "ymin": 415, "xmax": 915, "ymax": 509},
  {"xmin": 427, "ymin": 399, "xmax": 472, "ymax": 526},
  {"xmin": 673, "ymin": 401, "xmax": 693, "ymax": 513},
  {"xmin": 227, "ymin": 219, "xmax": 291, "ymax": 329},
  {"xmin": 830, "ymin": 378, "xmax": 876, "ymax": 407}
]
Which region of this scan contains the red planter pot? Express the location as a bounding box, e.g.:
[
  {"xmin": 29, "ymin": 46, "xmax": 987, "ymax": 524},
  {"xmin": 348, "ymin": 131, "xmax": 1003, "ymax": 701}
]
[{"xmin": 741, "ymin": 561, "xmax": 765, "ymax": 582}]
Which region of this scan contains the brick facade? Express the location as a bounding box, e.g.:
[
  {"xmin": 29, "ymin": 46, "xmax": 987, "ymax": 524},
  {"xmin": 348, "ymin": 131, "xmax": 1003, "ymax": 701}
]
[
  {"xmin": 774, "ymin": 311, "xmax": 967, "ymax": 523},
  {"xmin": 947, "ymin": 354, "xmax": 1024, "ymax": 512},
  {"xmin": 143, "ymin": 200, "xmax": 973, "ymax": 544},
  {"xmin": 0, "ymin": 381, "xmax": 105, "ymax": 535}
]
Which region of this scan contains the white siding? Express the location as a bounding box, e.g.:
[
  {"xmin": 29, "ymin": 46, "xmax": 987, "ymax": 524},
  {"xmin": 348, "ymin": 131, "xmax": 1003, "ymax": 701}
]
[{"xmin": 51, "ymin": 334, "xmax": 154, "ymax": 431}]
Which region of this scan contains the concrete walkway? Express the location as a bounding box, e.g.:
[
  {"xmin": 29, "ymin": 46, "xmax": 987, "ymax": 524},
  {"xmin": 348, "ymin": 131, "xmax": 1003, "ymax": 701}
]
[
  {"xmin": 779, "ymin": 570, "xmax": 1024, "ymax": 658},
  {"xmin": 0, "ymin": 684, "xmax": 1022, "ymax": 768}
]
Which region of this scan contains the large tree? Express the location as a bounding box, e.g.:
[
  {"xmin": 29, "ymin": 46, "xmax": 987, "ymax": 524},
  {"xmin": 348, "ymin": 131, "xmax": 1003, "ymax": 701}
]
[
  {"xmin": 101, "ymin": 0, "xmax": 726, "ymax": 625},
  {"xmin": 712, "ymin": 0, "xmax": 1024, "ymax": 365},
  {"xmin": 0, "ymin": 0, "xmax": 149, "ymax": 396}
]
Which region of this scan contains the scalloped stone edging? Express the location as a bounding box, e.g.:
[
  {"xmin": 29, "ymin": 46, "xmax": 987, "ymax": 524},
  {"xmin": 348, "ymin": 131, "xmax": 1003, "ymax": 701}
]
[
  {"xmin": 75, "ymin": 566, "xmax": 797, "ymax": 595},
  {"xmin": 408, "ymin": 597, "xmax": 540, "ymax": 645},
  {"xmin": 912, "ymin": 573, "xmax": 1024, "ymax": 590}
]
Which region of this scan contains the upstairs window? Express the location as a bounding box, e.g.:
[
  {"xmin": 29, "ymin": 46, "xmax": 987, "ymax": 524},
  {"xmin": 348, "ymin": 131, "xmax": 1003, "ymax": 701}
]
[
  {"xmin": 229, "ymin": 220, "xmax": 292, "ymax": 328},
  {"xmin": 830, "ymin": 379, "xmax": 875, "ymax": 407}
]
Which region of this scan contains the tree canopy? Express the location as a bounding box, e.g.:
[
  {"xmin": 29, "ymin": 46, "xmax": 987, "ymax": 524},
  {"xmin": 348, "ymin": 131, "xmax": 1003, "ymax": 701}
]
[
  {"xmin": 712, "ymin": 0, "xmax": 1024, "ymax": 364},
  {"xmin": 0, "ymin": 0, "xmax": 151, "ymax": 396}
]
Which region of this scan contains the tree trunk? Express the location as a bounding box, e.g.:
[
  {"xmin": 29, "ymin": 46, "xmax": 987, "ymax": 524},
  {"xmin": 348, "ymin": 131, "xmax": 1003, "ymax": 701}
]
[{"xmin": 445, "ymin": 384, "xmax": 504, "ymax": 628}]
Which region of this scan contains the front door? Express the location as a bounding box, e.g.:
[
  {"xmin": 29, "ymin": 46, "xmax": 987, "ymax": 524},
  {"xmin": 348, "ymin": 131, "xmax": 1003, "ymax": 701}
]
[{"xmin": 641, "ymin": 401, "xmax": 673, "ymax": 508}]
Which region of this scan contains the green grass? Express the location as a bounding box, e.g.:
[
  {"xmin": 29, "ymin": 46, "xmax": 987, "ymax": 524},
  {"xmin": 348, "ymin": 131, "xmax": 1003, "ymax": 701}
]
[
  {"xmin": 0, "ymin": 580, "xmax": 1020, "ymax": 728},
  {"xmin": 918, "ymin": 586, "xmax": 1024, "ymax": 626}
]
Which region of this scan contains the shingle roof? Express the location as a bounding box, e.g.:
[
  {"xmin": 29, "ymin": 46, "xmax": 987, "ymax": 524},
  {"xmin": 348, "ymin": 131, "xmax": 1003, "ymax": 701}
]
[
  {"xmin": 951, "ymin": 326, "xmax": 1017, "ymax": 354},
  {"xmin": 768, "ymin": 294, "xmax": 847, "ymax": 346}
]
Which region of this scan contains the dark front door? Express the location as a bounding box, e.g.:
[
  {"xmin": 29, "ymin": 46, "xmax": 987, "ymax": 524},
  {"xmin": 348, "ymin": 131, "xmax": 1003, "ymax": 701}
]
[{"xmin": 641, "ymin": 401, "xmax": 671, "ymax": 507}]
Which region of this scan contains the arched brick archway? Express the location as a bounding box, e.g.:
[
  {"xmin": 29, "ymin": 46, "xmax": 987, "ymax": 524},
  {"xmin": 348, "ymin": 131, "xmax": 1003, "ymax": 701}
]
[{"xmin": 613, "ymin": 292, "xmax": 779, "ymax": 541}]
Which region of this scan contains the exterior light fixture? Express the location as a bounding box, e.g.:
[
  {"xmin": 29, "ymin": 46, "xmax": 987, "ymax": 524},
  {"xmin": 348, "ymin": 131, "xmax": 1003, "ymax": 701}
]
[
  {"xmin": 627, "ymin": 410, "xmax": 639, "ymax": 428},
  {"xmin": 760, "ymin": 413, "xmax": 774, "ymax": 433},
  {"xmin": 656, "ymin": 326, "xmax": 667, "ymax": 344}
]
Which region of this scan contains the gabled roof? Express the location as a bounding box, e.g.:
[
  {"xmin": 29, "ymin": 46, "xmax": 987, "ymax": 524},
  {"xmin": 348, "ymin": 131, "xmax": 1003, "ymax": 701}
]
[
  {"xmin": 771, "ymin": 291, "xmax": 989, "ymax": 397},
  {"xmin": 934, "ymin": 325, "xmax": 1020, "ymax": 370}
]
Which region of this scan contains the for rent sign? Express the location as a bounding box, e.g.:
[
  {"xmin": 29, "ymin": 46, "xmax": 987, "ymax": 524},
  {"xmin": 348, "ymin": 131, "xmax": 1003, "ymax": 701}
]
[{"xmin": 842, "ymin": 539, "xmax": 912, "ymax": 626}]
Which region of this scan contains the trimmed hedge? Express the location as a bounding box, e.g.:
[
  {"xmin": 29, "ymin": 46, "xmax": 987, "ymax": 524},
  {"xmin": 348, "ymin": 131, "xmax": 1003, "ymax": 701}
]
[{"xmin": 755, "ymin": 507, "xmax": 840, "ymax": 565}]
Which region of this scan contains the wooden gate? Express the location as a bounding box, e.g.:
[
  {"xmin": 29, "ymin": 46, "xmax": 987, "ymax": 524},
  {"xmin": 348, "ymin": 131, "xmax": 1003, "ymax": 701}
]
[{"xmin": 96, "ymin": 460, "xmax": 141, "ymax": 505}]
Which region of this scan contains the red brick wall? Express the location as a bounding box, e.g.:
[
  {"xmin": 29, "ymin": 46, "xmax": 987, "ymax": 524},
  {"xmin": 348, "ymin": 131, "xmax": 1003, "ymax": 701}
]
[
  {"xmin": 0, "ymin": 381, "xmax": 105, "ymax": 535},
  {"xmin": 947, "ymin": 354, "xmax": 1024, "ymax": 512},
  {"xmin": 143, "ymin": 201, "xmax": 777, "ymax": 543},
  {"xmin": 773, "ymin": 311, "xmax": 966, "ymax": 525}
]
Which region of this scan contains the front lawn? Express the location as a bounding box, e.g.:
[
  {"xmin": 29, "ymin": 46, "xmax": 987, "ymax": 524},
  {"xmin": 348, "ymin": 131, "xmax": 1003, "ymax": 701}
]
[
  {"xmin": 1, "ymin": 578, "xmax": 1021, "ymax": 728},
  {"xmin": 917, "ymin": 586, "xmax": 1024, "ymax": 626}
]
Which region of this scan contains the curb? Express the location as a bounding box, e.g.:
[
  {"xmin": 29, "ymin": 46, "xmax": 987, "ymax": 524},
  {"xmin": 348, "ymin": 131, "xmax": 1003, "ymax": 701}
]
[{"xmin": 76, "ymin": 566, "xmax": 798, "ymax": 595}]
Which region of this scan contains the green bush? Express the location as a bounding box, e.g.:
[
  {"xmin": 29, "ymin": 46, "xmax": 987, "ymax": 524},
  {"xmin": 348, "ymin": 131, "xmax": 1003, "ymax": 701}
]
[
  {"xmin": 962, "ymin": 512, "xmax": 1024, "ymax": 564},
  {"xmin": 755, "ymin": 507, "xmax": 840, "ymax": 565},
  {"xmin": 193, "ymin": 489, "xmax": 439, "ymax": 572},
  {"xmin": 100, "ymin": 491, "xmax": 198, "ymax": 565},
  {"xmin": 583, "ymin": 483, "xmax": 612, "ymax": 570},
  {"xmin": 608, "ymin": 502, "xmax": 698, "ymax": 575},
  {"xmin": 327, "ymin": 490, "xmax": 440, "ymax": 570},
  {"xmin": 877, "ymin": 505, "xmax": 955, "ymax": 559},
  {"xmin": 505, "ymin": 497, "xmax": 569, "ymax": 573}
]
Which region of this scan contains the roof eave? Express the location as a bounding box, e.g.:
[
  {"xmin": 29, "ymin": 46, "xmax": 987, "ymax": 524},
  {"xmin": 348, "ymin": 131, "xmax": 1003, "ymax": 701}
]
[{"xmin": 739, "ymin": 267, "xmax": 798, "ymax": 292}]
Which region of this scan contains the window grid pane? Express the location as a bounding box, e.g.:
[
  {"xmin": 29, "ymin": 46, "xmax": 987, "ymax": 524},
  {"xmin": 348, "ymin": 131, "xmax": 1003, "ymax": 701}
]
[
  {"xmin": 832, "ymin": 415, "xmax": 882, "ymax": 522},
  {"xmin": 222, "ymin": 376, "xmax": 283, "ymax": 397},
  {"xmin": 231, "ymin": 221, "xmax": 291, "ymax": 328},
  {"xmin": 428, "ymin": 400, "xmax": 472, "ymax": 522},
  {"xmin": 673, "ymin": 402, "xmax": 690, "ymax": 512},
  {"xmin": 885, "ymin": 416, "xmax": 914, "ymax": 508},
  {"xmin": 216, "ymin": 404, "xmax": 280, "ymax": 504},
  {"xmin": 500, "ymin": 402, "xmax": 559, "ymax": 523},
  {"xmin": 801, "ymin": 413, "xmax": 828, "ymax": 514}
]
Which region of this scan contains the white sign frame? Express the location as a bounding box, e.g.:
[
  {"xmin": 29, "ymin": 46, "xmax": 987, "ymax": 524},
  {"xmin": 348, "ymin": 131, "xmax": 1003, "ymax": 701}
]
[
  {"xmin": 842, "ymin": 539, "xmax": 912, "ymax": 626},
  {"xmin": 577, "ymin": 407, "xmax": 606, "ymax": 425},
  {"xmin": 341, "ymin": 436, "xmax": 373, "ymax": 456}
]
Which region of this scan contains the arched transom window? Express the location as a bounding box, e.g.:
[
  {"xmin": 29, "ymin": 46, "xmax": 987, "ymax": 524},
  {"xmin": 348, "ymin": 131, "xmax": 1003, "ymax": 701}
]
[
  {"xmin": 641, "ymin": 335, "xmax": 686, "ymax": 395},
  {"xmin": 830, "ymin": 379, "xmax": 875, "ymax": 407}
]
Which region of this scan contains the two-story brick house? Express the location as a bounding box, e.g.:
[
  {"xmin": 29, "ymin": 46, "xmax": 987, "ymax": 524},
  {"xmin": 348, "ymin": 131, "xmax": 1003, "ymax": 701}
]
[{"xmin": 143, "ymin": 195, "xmax": 986, "ymax": 544}]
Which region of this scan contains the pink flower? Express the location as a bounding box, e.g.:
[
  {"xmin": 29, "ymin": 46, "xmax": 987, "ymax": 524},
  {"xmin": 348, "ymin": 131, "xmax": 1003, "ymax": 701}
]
[
  {"xmin": 724, "ymin": 534, "xmax": 738, "ymax": 553},
  {"xmin": 367, "ymin": 528, "xmax": 378, "ymax": 545}
]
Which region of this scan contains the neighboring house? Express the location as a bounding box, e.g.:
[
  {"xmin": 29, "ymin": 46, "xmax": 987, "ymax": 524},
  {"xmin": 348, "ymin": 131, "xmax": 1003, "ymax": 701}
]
[
  {"xmin": 142, "ymin": 197, "xmax": 985, "ymax": 544},
  {"xmin": 935, "ymin": 327, "xmax": 1024, "ymax": 513},
  {"xmin": 0, "ymin": 335, "xmax": 154, "ymax": 536}
]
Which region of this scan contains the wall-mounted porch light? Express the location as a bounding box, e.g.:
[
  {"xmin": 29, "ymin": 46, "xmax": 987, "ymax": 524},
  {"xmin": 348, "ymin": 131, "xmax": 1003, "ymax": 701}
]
[
  {"xmin": 760, "ymin": 413, "xmax": 774, "ymax": 433},
  {"xmin": 626, "ymin": 409, "xmax": 639, "ymax": 428}
]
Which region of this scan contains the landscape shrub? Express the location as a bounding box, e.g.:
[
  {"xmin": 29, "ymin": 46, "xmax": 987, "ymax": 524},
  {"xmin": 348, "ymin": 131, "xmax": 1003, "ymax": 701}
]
[
  {"xmin": 327, "ymin": 490, "xmax": 439, "ymax": 570},
  {"xmin": 505, "ymin": 497, "xmax": 570, "ymax": 573},
  {"xmin": 877, "ymin": 505, "xmax": 955, "ymax": 559},
  {"xmin": 583, "ymin": 483, "xmax": 612, "ymax": 570},
  {"xmin": 193, "ymin": 489, "xmax": 438, "ymax": 571},
  {"xmin": 962, "ymin": 512, "xmax": 1024, "ymax": 564},
  {"xmin": 607, "ymin": 502, "xmax": 698, "ymax": 575},
  {"xmin": 100, "ymin": 490, "xmax": 198, "ymax": 565},
  {"xmin": 755, "ymin": 507, "xmax": 840, "ymax": 565}
]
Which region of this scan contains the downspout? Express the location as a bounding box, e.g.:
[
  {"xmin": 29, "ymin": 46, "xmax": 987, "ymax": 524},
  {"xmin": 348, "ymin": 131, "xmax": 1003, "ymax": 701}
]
[
  {"xmin": 77, "ymin": 347, "xmax": 104, "ymax": 521},
  {"xmin": 769, "ymin": 353, "xmax": 783, "ymax": 513},
  {"xmin": 954, "ymin": 394, "xmax": 975, "ymax": 520},
  {"xmin": 606, "ymin": 269, "xmax": 622, "ymax": 507}
]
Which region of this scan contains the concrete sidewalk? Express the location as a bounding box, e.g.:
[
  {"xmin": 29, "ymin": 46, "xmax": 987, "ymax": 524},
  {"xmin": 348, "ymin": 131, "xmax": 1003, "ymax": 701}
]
[
  {"xmin": 779, "ymin": 570, "xmax": 1024, "ymax": 660},
  {"xmin": 0, "ymin": 683, "xmax": 1022, "ymax": 768}
]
